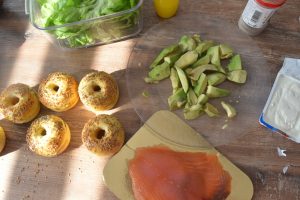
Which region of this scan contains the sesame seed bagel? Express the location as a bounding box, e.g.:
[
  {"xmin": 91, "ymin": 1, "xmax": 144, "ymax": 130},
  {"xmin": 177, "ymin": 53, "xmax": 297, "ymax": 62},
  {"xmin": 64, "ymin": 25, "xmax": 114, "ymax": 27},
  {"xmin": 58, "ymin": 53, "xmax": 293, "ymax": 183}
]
[
  {"xmin": 26, "ymin": 115, "xmax": 71, "ymax": 157},
  {"xmin": 82, "ymin": 114, "xmax": 125, "ymax": 156},
  {"xmin": 0, "ymin": 126, "xmax": 6, "ymax": 154},
  {"xmin": 38, "ymin": 72, "xmax": 79, "ymax": 112},
  {"xmin": 78, "ymin": 71, "xmax": 119, "ymax": 113},
  {"xmin": 0, "ymin": 83, "xmax": 40, "ymax": 124}
]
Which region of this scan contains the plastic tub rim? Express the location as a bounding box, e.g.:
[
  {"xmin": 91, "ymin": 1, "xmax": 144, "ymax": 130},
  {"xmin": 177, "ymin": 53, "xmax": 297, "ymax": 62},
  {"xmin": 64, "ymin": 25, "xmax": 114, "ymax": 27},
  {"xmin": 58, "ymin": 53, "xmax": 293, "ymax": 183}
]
[{"xmin": 29, "ymin": 0, "xmax": 144, "ymax": 31}]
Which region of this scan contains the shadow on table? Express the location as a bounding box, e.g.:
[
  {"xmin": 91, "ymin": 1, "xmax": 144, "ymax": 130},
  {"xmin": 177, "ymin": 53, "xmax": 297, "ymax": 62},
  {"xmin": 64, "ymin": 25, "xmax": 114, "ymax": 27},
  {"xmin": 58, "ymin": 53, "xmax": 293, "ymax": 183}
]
[
  {"xmin": 1, "ymin": 50, "xmax": 145, "ymax": 200},
  {"xmin": 0, "ymin": 36, "xmax": 98, "ymax": 199}
]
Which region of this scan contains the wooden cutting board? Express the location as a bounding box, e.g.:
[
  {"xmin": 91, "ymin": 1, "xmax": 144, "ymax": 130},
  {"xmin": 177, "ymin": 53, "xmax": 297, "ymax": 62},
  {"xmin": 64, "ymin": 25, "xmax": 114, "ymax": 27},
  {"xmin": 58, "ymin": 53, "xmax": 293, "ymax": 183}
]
[{"xmin": 103, "ymin": 110, "xmax": 253, "ymax": 200}]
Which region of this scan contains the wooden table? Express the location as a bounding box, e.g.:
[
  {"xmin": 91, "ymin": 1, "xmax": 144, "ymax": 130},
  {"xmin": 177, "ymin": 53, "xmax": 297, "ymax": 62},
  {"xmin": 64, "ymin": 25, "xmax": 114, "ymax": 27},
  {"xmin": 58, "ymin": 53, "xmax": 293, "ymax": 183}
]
[{"xmin": 0, "ymin": 0, "xmax": 300, "ymax": 199}]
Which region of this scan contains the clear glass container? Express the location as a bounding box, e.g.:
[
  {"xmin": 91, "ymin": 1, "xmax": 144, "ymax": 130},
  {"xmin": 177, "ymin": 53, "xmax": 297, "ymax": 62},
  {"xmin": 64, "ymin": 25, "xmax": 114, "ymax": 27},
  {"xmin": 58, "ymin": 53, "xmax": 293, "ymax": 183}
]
[{"xmin": 26, "ymin": 0, "xmax": 143, "ymax": 48}]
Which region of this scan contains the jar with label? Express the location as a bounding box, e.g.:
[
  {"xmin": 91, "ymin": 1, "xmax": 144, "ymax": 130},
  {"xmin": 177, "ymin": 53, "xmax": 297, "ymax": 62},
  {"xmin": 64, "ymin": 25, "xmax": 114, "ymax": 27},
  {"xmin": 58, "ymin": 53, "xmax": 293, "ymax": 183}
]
[{"xmin": 238, "ymin": 0, "xmax": 286, "ymax": 36}]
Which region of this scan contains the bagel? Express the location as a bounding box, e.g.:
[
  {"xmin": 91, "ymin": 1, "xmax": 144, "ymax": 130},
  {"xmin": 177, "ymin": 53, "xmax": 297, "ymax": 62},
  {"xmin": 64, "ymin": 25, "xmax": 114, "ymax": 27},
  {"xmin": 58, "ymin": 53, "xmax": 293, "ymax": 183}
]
[
  {"xmin": 78, "ymin": 71, "xmax": 119, "ymax": 113},
  {"xmin": 0, "ymin": 125, "xmax": 6, "ymax": 154},
  {"xmin": 0, "ymin": 83, "xmax": 40, "ymax": 124},
  {"xmin": 38, "ymin": 72, "xmax": 79, "ymax": 112},
  {"xmin": 26, "ymin": 115, "xmax": 71, "ymax": 157},
  {"xmin": 82, "ymin": 114, "xmax": 125, "ymax": 156}
]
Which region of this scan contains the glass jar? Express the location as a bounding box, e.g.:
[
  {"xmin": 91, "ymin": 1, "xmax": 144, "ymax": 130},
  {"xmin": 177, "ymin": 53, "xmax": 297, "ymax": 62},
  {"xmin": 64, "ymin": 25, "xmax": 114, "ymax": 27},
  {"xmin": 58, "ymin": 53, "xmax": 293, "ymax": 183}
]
[{"xmin": 238, "ymin": 0, "xmax": 286, "ymax": 36}]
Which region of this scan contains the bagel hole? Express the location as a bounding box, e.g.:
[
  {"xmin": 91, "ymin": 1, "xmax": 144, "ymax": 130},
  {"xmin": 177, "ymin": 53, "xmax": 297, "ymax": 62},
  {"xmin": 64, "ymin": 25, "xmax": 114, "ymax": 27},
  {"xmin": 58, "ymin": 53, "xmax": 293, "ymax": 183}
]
[
  {"xmin": 53, "ymin": 85, "xmax": 59, "ymax": 92},
  {"xmin": 93, "ymin": 85, "xmax": 101, "ymax": 92},
  {"xmin": 6, "ymin": 96, "xmax": 20, "ymax": 106},
  {"xmin": 40, "ymin": 129, "xmax": 47, "ymax": 136},
  {"xmin": 96, "ymin": 129, "xmax": 105, "ymax": 140}
]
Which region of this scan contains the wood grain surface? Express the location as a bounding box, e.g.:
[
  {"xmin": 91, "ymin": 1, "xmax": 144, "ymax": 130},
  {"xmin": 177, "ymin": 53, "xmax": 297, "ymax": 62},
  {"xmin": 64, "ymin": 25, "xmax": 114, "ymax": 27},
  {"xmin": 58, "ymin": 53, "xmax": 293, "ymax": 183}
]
[{"xmin": 0, "ymin": 0, "xmax": 300, "ymax": 200}]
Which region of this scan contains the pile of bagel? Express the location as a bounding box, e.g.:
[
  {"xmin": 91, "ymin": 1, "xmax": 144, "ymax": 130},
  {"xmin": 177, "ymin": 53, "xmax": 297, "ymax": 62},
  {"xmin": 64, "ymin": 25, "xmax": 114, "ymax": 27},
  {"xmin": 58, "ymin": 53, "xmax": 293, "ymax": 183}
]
[{"xmin": 0, "ymin": 71, "xmax": 124, "ymax": 157}]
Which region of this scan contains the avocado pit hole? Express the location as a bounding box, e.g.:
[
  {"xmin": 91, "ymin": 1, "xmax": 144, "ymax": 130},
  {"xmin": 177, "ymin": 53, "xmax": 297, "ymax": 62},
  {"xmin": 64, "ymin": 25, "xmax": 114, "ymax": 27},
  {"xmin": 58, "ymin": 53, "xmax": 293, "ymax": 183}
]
[{"xmin": 96, "ymin": 129, "xmax": 105, "ymax": 140}]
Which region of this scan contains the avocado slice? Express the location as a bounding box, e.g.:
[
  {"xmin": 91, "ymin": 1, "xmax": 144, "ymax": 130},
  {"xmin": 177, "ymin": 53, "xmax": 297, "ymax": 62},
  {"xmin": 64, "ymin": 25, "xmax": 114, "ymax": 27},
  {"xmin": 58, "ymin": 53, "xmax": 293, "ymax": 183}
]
[
  {"xmin": 197, "ymin": 94, "xmax": 209, "ymax": 105},
  {"xmin": 168, "ymin": 88, "xmax": 187, "ymax": 111},
  {"xmin": 194, "ymin": 73, "xmax": 208, "ymax": 96},
  {"xmin": 195, "ymin": 40, "xmax": 214, "ymax": 55},
  {"xmin": 207, "ymin": 46, "xmax": 226, "ymax": 73},
  {"xmin": 176, "ymin": 67, "xmax": 189, "ymax": 93},
  {"xmin": 184, "ymin": 104, "xmax": 204, "ymax": 120},
  {"xmin": 150, "ymin": 44, "xmax": 179, "ymax": 68},
  {"xmin": 174, "ymin": 50, "xmax": 198, "ymax": 69},
  {"xmin": 164, "ymin": 49, "xmax": 183, "ymax": 66},
  {"xmin": 170, "ymin": 68, "xmax": 180, "ymax": 90},
  {"xmin": 144, "ymin": 77, "xmax": 159, "ymax": 84},
  {"xmin": 227, "ymin": 54, "xmax": 242, "ymax": 71},
  {"xmin": 189, "ymin": 64, "xmax": 218, "ymax": 80},
  {"xmin": 148, "ymin": 61, "xmax": 171, "ymax": 81},
  {"xmin": 192, "ymin": 34, "xmax": 201, "ymax": 44},
  {"xmin": 204, "ymin": 103, "xmax": 219, "ymax": 117},
  {"xmin": 227, "ymin": 70, "xmax": 247, "ymax": 83},
  {"xmin": 187, "ymin": 89, "xmax": 198, "ymax": 105},
  {"xmin": 221, "ymin": 101, "xmax": 237, "ymax": 118},
  {"xmin": 207, "ymin": 72, "xmax": 227, "ymax": 86},
  {"xmin": 220, "ymin": 44, "xmax": 233, "ymax": 59},
  {"xmin": 206, "ymin": 85, "xmax": 230, "ymax": 98},
  {"xmin": 178, "ymin": 35, "xmax": 196, "ymax": 52},
  {"xmin": 191, "ymin": 54, "xmax": 211, "ymax": 68}
]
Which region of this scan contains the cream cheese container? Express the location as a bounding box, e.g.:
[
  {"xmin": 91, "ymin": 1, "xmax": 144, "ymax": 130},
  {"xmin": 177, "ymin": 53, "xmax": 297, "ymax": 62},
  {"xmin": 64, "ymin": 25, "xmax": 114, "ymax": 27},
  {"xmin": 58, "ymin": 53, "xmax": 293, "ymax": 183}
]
[{"xmin": 260, "ymin": 58, "xmax": 300, "ymax": 143}]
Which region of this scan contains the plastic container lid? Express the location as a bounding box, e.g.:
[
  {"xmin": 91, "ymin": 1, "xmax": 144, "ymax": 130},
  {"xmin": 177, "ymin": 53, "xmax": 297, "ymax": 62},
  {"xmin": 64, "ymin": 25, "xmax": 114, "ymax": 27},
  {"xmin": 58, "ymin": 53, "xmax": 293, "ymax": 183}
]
[{"xmin": 256, "ymin": 0, "xmax": 286, "ymax": 8}]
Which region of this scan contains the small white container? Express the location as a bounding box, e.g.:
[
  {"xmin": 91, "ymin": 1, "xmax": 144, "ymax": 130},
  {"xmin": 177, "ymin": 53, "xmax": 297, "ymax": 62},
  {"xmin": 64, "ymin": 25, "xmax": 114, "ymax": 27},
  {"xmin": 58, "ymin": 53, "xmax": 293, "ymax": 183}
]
[
  {"xmin": 238, "ymin": 0, "xmax": 286, "ymax": 36},
  {"xmin": 260, "ymin": 58, "xmax": 300, "ymax": 143}
]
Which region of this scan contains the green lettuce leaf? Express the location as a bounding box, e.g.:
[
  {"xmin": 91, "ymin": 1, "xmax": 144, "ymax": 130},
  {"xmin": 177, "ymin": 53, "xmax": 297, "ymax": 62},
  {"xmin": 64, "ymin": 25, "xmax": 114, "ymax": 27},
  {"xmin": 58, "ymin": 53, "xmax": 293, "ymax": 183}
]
[{"xmin": 36, "ymin": 0, "xmax": 139, "ymax": 47}]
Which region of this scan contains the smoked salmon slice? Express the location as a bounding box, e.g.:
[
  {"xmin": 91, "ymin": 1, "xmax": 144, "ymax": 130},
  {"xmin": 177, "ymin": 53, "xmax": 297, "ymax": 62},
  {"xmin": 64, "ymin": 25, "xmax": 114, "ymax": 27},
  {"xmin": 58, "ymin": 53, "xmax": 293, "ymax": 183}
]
[{"xmin": 128, "ymin": 146, "xmax": 231, "ymax": 200}]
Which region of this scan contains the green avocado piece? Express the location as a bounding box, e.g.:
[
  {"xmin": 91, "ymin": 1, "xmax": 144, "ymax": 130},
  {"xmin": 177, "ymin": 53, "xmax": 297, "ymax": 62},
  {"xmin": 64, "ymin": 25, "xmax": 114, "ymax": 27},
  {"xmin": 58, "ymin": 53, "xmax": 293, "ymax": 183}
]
[
  {"xmin": 189, "ymin": 64, "xmax": 218, "ymax": 80},
  {"xmin": 207, "ymin": 46, "xmax": 226, "ymax": 73},
  {"xmin": 227, "ymin": 70, "xmax": 247, "ymax": 83},
  {"xmin": 164, "ymin": 49, "xmax": 183, "ymax": 66},
  {"xmin": 207, "ymin": 72, "xmax": 227, "ymax": 86},
  {"xmin": 190, "ymin": 79, "xmax": 197, "ymax": 87},
  {"xmin": 170, "ymin": 68, "xmax": 180, "ymax": 90},
  {"xmin": 192, "ymin": 34, "xmax": 201, "ymax": 44},
  {"xmin": 178, "ymin": 35, "xmax": 196, "ymax": 52},
  {"xmin": 187, "ymin": 89, "xmax": 198, "ymax": 105},
  {"xmin": 191, "ymin": 54, "xmax": 211, "ymax": 68},
  {"xmin": 207, "ymin": 46, "xmax": 221, "ymax": 67},
  {"xmin": 168, "ymin": 88, "xmax": 187, "ymax": 111},
  {"xmin": 144, "ymin": 77, "xmax": 159, "ymax": 84},
  {"xmin": 148, "ymin": 61, "xmax": 171, "ymax": 81},
  {"xmin": 206, "ymin": 85, "xmax": 230, "ymax": 98},
  {"xmin": 221, "ymin": 101, "xmax": 237, "ymax": 118},
  {"xmin": 204, "ymin": 103, "xmax": 219, "ymax": 117},
  {"xmin": 184, "ymin": 104, "xmax": 204, "ymax": 120},
  {"xmin": 176, "ymin": 67, "xmax": 189, "ymax": 93},
  {"xmin": 227, "ymin": 54, "xmax": 242, "ymax": 71},
  {"xmin": 185, "ymin": 68, "xmax": 193, "ymax": 74},
  {"xmin": 174, "ymin": 50, "xmax": 198, "ymax": 69},
  {"xmin": 197, "ymin": 94, "xmax": 209, "ymax": 105},
  {"xmin": 150, "ymin": 44, "xmax": 179, "ymax": 68},
  {"xmin": 219, "ymin": 44, "xmax": 233, "ymax": 59},
  {"xmin": 195, "ymin": 40, "xmax": 215, "ymax": 55},
  {"xmin": 194, "ymin": 73, "xmax": 208, "ymax": 96}
]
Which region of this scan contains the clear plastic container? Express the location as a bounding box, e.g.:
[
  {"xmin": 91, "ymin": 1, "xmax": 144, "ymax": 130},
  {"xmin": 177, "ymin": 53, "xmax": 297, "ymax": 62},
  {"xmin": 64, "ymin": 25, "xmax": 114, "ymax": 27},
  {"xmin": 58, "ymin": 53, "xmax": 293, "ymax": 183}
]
[{"xmin": 26, "ymin": 0, "xmax": 143, "ymax": 48}]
